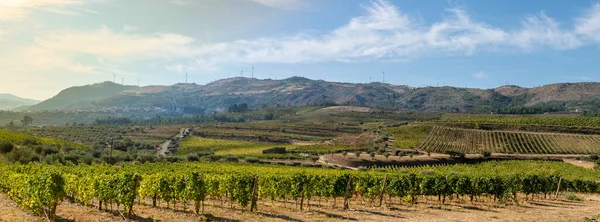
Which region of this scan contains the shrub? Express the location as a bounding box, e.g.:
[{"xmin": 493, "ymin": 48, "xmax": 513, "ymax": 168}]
[
  {"xmin": 310, "ymin": 156, "xmax": 320, "ymax": 162},
  {"xmin": 80, "ymin": 154, "xmax": 94, "ymax": 165},
  {"xmin": 101, "ymin": 155, "xmax": 118, "ymax": 165},
  {"xmin": 63, "ymin": 153, "xmax": 80, "ymax": 164},
  {"xmin": 7, "ymin": 147, "xmax": 39, "ymax": 164},
  {"xmin": 44, "ymin": 154, "xmax": 65, "ymax": 165},
  {"xmin": 244, "ymin": 156, "xmax": 260, "ymax": 163},
  {"xmin": 481, "ymin": 151, "xmax": 492, "ymax": 158},
  {"xmin": 166, "ymin": 156, "xmax": 182, "ymax": 163},
  {"xmin": 187, "ymin": 154, "xmax": 200, "ymax": 162},
  {"xmin": 0, "ymin": 140, "xmax": 14, "ymax": 154},
  {"xmin": 444, "ymin": 150, "xmax": 465, "ymax": 158},
  {"xmin": 137, "ymin": 154, "xmax": 157, "ymax": 163},
  {"xmin": 22, "ymin": 138, "xmax": 39, "ymax": 146},
  {"xmin": 223, "ymin": 155, "xmax": 239, "ymax": 162}
]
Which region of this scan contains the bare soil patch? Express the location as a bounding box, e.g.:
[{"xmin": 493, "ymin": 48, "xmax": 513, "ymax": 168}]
[{"xmin": 563, "ymin": 159, "xmax": 597, "ymax": 169}]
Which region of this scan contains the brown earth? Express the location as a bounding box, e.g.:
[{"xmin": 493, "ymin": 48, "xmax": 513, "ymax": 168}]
[{"xmin": 1, "ymin": 193, "xmax": 599, "ymax": 222}]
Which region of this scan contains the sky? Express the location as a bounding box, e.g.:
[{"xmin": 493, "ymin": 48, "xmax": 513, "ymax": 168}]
[{"xmin": 1, "ymin": 0, "xmax": 600, "ymax": 100}]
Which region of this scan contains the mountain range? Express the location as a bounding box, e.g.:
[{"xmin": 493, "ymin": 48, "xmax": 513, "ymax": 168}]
[
  {"xmin": 0, "ymin": 94, "xmax": 40, "ymax": 111},
  {"xmin": 20, "ymin": 77, "xmax": 600, "ymax": 113}
]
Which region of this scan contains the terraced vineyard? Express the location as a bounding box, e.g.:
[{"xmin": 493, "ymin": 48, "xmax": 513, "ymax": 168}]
[
  {"xmin": 438, "ymin": 116, "xmax": 600, "ymax": 128},
  {"xmin": 418, "ymin": 126, "xmax": 600, "ymax": 154}
]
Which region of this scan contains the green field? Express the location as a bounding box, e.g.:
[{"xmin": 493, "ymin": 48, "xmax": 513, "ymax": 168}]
[{"xmin": 178, "ymin": 137, "xmax": 294, "ymax": 155}]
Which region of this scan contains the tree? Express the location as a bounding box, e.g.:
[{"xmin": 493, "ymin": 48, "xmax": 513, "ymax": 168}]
[
  {"xmin": 6, "ymin": 121, "xmax": 17, "ymax": 131},
  {"xmin": 21, "ymin": 116, "xmax": 33, "ymax": 128}
]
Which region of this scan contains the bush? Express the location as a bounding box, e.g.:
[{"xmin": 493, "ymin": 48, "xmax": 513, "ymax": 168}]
[
  {"xmin": 44, "ymin": 154, "xmax": 65, "ymax": 165},
  {"xmin": 444, "ymin": 150, "xmax": 465, "ymax": 158},
  {"xmin": 481, "ymin": 151, "xmax": 492, "ymax": 158},
  {"xmin": 166, "ymin": 156, "xmax": 182, "ymax": 163},
  {"xmin": 101, "ymin": 155, "xmax": 118, "ymax": 165},
  {"xmin": 6, "ymin": 148, "xmax": 39, "ymax": 164},
  {"xmin": 310, "ymin": 156, "xmax": 320, "ymax": 162},
  {"xmin": 0, "ymin": 140, "xmax": 14, "ymax": 154},
  {"xmin": 222, "ymin": 155, "xmax": 239, "ymax": 162},
  {"xmin": 63, "ymin": 153, "xmax": 80, "ymax": 164},
  {"xmin": 137, "ymin": 154, "xmax": 157, "ymax": 163},
  {"xmin": 187, "ymin": 154, "xmax": 200, "ymax": 162},
  {"xmin": 80, "ymin": 154, "xmax": 94, "ymax": 165},
  {"xmin": 22, "ymin": 138, "xmax": 39, "ymax": 146},
  {"xmin": 244, "ymin": 156, "xmax": 260, "ymax": 163}
]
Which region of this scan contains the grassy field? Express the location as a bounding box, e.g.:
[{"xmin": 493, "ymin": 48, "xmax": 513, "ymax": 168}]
[{"xmin": 178, "ymin": 137, "xmax": 294, "ymax": 155}]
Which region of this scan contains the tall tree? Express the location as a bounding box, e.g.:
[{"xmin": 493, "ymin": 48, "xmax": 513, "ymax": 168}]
[{"xmin": 21, "ymin": 116, "xmax": 33, "ymax": 128}]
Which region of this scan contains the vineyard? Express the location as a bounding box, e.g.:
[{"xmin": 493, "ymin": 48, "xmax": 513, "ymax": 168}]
[
  {"xmin": 418, "ymin": 126, "xmax": 600, "ymax": 154},
  {"xmin": 0, "ymin": 130, "xmax": 88, "ymax": 150},
  {"xmin": 0, "ymin": 161, "xmax": 598, "ymax": 221},
  {"xmin": 437, "ymin": 116, "xmax": 600, "ymax": 128}
]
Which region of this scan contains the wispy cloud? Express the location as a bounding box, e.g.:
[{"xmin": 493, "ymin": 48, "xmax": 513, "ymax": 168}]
[
  {"xmin": 6, "ymin": 0, "xmax": 600, "ymax": 74},
  {"xmin": 473, "ymin": 71, "xmax": 489, "ymax": 80}
]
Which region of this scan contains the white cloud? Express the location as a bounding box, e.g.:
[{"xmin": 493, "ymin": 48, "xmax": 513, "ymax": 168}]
[
  {"xmin": 5, "ymin": 0, "xmax": 600, "ymax": 77},
  {"xmin": 575, "ymin": 4, "xmax": 600, "ymax": 42},
  {"xmin": 473, "ymin": 71, "xmax": 489, "ymax": 80},
  {"xmin": 248, "ymin": 0, "xmax": 305, "ymax": 9}
]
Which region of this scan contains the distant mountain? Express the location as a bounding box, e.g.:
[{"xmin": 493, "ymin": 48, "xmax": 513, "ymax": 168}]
[
  {"xmin": 0, "ymin": 94, "xmax": 39, "ymax": 110},
  {"xmin": 26, "ymin": 77, "xmax": 600, "ymax": 113},
  {"xmin": 26, "ymin": 82, "xmax": 137, "ymax": 111}
]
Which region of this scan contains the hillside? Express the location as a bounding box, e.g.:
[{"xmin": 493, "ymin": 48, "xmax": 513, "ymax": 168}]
[
  {"xmin": 0, "ymin": 94, "xmax": 39, "ymax": 110},
  {"xmin": 26, "ymin": 82, "xmax": 137, "ymax": 111},
  {"xmin": 25, "ymin": 77, "xmax": 600, "ymax": 113}
]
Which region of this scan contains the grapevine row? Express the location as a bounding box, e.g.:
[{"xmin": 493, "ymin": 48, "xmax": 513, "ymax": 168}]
[{"xmin": 418, "ymin": 126, "xmax": 600, "ymax": 154}]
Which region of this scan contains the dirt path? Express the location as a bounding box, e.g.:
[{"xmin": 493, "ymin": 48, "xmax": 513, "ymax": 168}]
[
  {"xmin": 157, "ymin": 140, "xmax": 171, "ymax": 156},
  {"xmin": 2, "ymin": 193, "xmax": 599, "ymax": 222},
  {"xmin": 157, "ymin": 128, "xmax": 191, "ymax": 156}
]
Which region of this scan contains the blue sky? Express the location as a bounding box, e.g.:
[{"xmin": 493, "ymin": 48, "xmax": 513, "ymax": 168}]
[{"xmin": 1, "ymin": 0, "xmax": 600, "ymax": 100}]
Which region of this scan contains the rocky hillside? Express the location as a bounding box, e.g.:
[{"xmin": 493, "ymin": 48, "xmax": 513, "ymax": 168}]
[{"xmin": 25, "ymin": 77, "xmax": 600, "ymax": 113}]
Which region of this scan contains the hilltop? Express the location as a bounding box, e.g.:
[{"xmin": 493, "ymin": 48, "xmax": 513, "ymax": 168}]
[
  {"xmin": 22, "ymin": 77, "xmax": 600, "ymax": 113},
  {"xmin": 0, "ymin": 94, "xmax": 39, "ymax": 111},
  {"xmin": 26, "ymin": 82, "xmax": 138, "ymax": 111}
]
